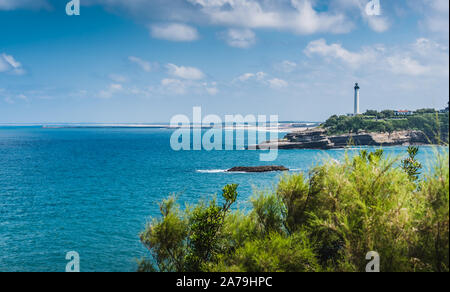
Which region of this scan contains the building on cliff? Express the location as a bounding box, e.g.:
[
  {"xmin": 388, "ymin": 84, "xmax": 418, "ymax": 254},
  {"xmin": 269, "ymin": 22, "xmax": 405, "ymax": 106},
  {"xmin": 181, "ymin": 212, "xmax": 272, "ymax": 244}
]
[
  {"xmin": 394, "ymin": 110, "xmax": 414, "ymax": 116},
  {"xmin": 347, "ymin": 83, "xmax": 361, "ymax": 117},
  {"xmin": 354, "ymin": 83, "xmax": 360, "ymax": 115}
]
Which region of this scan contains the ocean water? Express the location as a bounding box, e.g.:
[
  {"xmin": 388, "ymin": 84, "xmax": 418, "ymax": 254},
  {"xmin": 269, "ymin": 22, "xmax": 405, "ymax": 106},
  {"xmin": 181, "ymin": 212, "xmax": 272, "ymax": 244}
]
[{"xmin": 0, "ymin": 127, "xmax": 444, "ymax": 272}]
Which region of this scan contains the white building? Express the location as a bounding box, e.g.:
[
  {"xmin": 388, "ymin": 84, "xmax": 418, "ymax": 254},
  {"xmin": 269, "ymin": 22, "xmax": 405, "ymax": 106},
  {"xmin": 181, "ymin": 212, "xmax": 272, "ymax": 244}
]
[
  {"xmin": 354, "ymin": 83, "xmax": 360, "ymax": 115},
  {"xmin": 394, "ymin": 110, "xmax": 414, "ymax": 116}
]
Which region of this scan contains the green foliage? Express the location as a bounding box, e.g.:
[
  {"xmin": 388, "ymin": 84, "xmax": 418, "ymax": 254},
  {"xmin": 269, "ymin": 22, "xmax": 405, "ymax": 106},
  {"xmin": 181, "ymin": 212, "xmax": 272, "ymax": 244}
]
[
  {"xmin": 402, "ymin": 146, "xmax": 423, "ymax": 181},
  {"xmin": 138, "ymin": 184, "xmax": 238, "ymax": 272},
  {"xmin": 251, "ymin": 191, "xmax": 286, "ymax": 234},
  {"xmin": 412, "ymin": 153, "xmax": 449, "ymax": 272},
  {"xmin": 139, "ymin": 197, "xmax": 189, "ymax": 272},
  {"xmin": 365, "ymin": 110, "xmax": 379, "ymax": 117},
  {"xmin": 211, "ymin": 231, "xmax": 320, "ymax": 272},
  {"xmin": 185, "ymin": 184, "xmax": 238, "ymax": 271},
  {"xmin": 276, "ymin": 174, "xmax": 311, "ymax": 233},
  {"xmin": 380, "ymin": 110, "xmax": 395, "ymax": 119},
  {"xmin": 140, "ymin": 149, "xmax": 449, "ymax": 272},
  {"xmin": 415, "ymin": 108, "xmax": 437, "ymax": 114},
  {"xmin": 307, "ymin": 150, "xmax": 419, "ymax": 271},
  {"xmin": 324, "ymin": 111, "xmax": 449, "ymax": 144}
]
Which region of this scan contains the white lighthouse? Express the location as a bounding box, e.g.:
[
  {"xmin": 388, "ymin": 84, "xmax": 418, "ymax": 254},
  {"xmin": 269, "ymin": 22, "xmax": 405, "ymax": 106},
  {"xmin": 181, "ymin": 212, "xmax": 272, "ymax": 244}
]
[{"xmin": 354, "ymin": 83, "xmax": 360, "ymax": 115}]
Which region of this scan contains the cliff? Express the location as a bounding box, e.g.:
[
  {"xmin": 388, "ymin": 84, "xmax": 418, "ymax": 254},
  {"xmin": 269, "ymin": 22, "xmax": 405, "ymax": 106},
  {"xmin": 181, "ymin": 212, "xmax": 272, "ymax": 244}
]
[{"xmin": 257, "ymin": 129, "xmax": 430, "ymax": 150}]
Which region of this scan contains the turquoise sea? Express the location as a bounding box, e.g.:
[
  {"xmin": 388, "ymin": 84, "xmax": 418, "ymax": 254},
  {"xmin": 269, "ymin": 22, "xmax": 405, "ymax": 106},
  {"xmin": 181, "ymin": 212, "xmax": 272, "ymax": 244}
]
[{"xmin": 0, "ymin": 127, "xmax": 444, "ymax": 271}]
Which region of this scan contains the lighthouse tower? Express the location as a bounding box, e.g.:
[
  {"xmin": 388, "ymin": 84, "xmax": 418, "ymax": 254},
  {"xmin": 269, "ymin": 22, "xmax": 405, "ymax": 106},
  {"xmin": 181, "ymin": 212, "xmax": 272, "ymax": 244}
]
[{"xmin": 354, "ymin": 83, "xmax": 360, "ymax": 115}]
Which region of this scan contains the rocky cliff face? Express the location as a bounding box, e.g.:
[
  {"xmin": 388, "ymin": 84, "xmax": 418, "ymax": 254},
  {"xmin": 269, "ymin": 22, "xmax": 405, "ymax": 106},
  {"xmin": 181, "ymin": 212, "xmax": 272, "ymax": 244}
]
[{"xmin": 258, "ymin": 129, "xmax": 429, "ymax": 150}]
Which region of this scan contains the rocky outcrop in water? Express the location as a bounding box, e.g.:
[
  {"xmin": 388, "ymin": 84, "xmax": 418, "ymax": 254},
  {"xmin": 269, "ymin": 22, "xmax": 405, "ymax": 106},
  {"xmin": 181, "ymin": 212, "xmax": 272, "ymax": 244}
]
[
  {"xmin": 227, "ymin": 166, "xmax": 289, "ymax": 173},
  {"xmin": 257, "ymin": 129, "xmax": 429, "ymax": 150}
]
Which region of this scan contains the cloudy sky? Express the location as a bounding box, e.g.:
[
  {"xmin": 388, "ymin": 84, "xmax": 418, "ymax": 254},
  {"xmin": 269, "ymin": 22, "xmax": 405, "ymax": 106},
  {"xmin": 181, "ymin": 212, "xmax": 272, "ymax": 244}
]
[{"xmin": 0, "ymin": 0, "xmax": 448, "ymax": 123}]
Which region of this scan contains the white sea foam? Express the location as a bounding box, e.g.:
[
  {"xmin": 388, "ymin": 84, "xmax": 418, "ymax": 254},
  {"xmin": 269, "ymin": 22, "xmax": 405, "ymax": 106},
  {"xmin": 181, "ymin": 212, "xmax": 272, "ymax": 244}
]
[
  {"xmin": 196, "ymin": 169, "xmax": 254, "ymax": 174},
  {"xmin": 196, "ymin": 169, "xmax": 228, "ymax": 173}
]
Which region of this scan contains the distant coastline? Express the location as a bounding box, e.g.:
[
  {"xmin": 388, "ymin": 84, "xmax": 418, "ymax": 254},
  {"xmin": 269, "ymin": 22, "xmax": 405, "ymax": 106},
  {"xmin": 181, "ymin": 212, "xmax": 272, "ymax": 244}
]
[
  {"xmin": 257, "ymin": 107, "xmax": 449, "ymax": 150},
  {"xmin": 1, "ymin": 122, "xmax": 322, "ymax": 133}
]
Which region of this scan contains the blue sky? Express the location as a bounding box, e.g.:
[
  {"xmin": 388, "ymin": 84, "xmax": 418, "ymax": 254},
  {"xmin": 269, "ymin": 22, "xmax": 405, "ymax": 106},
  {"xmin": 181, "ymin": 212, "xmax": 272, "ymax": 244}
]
[{"xmin": 0, "ymin": 0, "xmax": 448, "ymax": 123}]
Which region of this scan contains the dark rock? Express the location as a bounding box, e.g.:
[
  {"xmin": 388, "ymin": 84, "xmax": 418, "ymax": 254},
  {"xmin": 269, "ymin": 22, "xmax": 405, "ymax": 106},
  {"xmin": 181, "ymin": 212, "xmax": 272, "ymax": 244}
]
[
  {"xmin": 284, "ymin": 128, "xmax": 327, "ymax": 143},
  {"xmin": 227, "ymin": 166, "xmax": 289, "ymax": 173}
]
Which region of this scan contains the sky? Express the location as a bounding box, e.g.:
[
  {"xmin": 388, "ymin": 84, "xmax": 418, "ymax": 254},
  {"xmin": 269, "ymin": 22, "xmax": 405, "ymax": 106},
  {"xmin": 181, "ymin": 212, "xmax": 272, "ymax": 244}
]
[{"xmin": 0, "ymin": 0, "xmax": 449, "ymax": 123}]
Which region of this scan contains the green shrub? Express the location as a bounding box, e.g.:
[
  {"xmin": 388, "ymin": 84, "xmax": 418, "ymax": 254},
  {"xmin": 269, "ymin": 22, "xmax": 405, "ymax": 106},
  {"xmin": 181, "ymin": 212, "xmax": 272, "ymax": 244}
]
[
  {"xmin": 139, "ymin": 148, "xmax": 449, "ymax": 272},
  {"xmin": 412, "ymin": 152, "xmax": 449, "ymax": 272},
  {"xmin": 211, "ymin": 231, "xmax": 320, "ymax": 272},
  {"xmin": 139, "ymin": 197, "xmax": 189, "ymax": 272},
  {"xmin": 307, "ymin": 150, "xmax": 419, "ymax": 271}
]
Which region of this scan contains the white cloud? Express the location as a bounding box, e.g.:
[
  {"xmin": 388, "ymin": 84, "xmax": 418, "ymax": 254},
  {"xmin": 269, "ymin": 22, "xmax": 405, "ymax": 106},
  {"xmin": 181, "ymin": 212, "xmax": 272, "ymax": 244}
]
[
  {"xmin": 0, "ymin": 58, "xmax": 8, "ymax": 72},
  {"xmin": 191, "ymin": 0, "xmax": 352, "ymax": 34},
  {"xmin": 268, "ymin": 78, "xmax": 288, "ymax": 89},
  {"xmin": 129, "ymin": 86, "xmax": 153, "ymax": 98},
  {"xmin": 88, "ymin": 0, "xmax": 354, "ymax": 36},
  {"xmin": 0, "ymin": 89, "xmax": 29, "ymax": 104},
  {"xmin": 385, "ymin": 38, "xmax": 448, "ymax": 77},
  {"xmin": 386, "ymin": 56, "xmax": 429, "ymax": 76},
  {"xmin": 4, "ymin": 96, "xmax": 14, "ymax": 104},
  {"xmin": 419, "ymin": 0, "xmax": 449, "ymax": 36},
  {"xmin": 0, "ymin": 53, "xmax": 25, "ymax": 75},
  {"xmin": 413, "ymin": 38, "xmax": 447, "ymax": 56},
  {"xmin": 255, "ymin": 72, "xmax": 266, "ymax": 80},
  {"xmin": 332, "ymin": 0, "xmax": 390, "ymax": 32},
  {"xmin": 98, "ymin": 83, "xmax": 123, "ymax": 99},
  {"xmin": 0, "ymin": 0, "xmax": 49, "ymax": 10},
  {"xmin": 161, "ymin": 79, "xmax": 179, "ymax": 86},
  {"xmin": 236, "ymin": 71, "xmax": 266, "ymax": 82},
  {"xmin": 366, "ymin": 16, "xmax": 390, "ymax": 33},
  {"xmin": 128, "ymin": 56, "xmax": 152, "ymax": 72},
  {"xmin": 304, "ymin": 39, "xmax": 376, "ymax": 68},
  {"xmin": 150, "ymin": 23, "xmax": 199, "ymax": 42},
  {"xmin": 221, "ymin": 28, "xmax": 256, "ymax": 48},
  {"xmin": 160, "ymin": 79, "xmax": 218, "ymax": 95},
  {"xmin": 304, "ymin": 38, "xmax": 448, "ymax": 77},
  {"xmin": 237, "ymin": 73, "xmax": 255, "ymax": 82},
  {"xmin": 161, "ymin": 78, "xmax": 187, "ymax": 95},
  {"xmin": 203, "ymin": 82, "xmax": 219, "ymax": 95},
  {"xmin": 109, "ymin": 74, "xmax": 128, "ymax": 83},
  {"xmin": 16, "ymin": 94, "xmax": 28, "ymax": 101},
  {"xmin": 235, "ymin": 71, "xmax": 286, "ymax": 89},
  {"xmin": 275, "ymin": 60, "xmax": 297, "ymax": 73},
  {"xmin": 206, "ymin": 87, "xmax": 219, "ymax": 95},
  {"xmin": 2, "ymin": 54, "xmax": 21, "ymax": 68},
  {"xmin": 166, "ymin": 63, "xmax": 205, "ymax": 80}
]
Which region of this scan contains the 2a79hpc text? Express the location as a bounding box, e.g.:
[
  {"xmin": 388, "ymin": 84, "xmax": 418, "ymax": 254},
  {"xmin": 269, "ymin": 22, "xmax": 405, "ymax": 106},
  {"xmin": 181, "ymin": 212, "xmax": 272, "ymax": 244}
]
[{"xmin": 177, "ymin": 276, "xmax": 272, "ymax": 290}]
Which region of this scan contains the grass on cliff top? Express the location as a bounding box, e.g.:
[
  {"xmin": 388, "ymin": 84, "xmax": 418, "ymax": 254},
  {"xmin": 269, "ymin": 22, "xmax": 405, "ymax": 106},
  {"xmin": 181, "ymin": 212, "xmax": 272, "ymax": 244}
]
[
  {"xmin": 139, "ymin": 147, "xmax": 449, "ymax": 272},
  {"xmin": 323, "ymin": 112, "xmax": 449, "ymax": 144}
]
